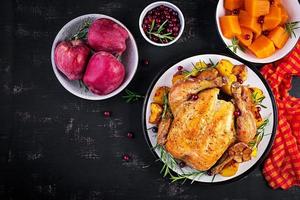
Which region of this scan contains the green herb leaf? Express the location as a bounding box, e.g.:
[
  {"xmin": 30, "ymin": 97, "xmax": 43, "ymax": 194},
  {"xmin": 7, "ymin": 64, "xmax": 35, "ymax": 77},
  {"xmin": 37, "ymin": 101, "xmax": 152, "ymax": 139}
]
[
  {"xmin": 147, "ymin": 20, "xmax": 175, "ymax": 42},
  {"xmin": 228, "ymin": 37, "xmax": 244, "ymax": 53},
  {"xmin": 71, "ymin": 21, "xmax": 91, "ymax": 40},
  {"xmin": 122, "ymin": 89, "xmax": 144, "ymax": 103},
  {"xmin": 285, "ymin": 21, "xmax": 300, "ymax": 38}
]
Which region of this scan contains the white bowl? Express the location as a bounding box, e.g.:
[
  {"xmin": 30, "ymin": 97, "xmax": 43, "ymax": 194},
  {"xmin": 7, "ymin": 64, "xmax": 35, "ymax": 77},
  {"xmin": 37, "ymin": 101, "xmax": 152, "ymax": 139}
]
[
  {"xmin": 216, "ymin": 0, "xmax": 300, "ymax": 63},
  {"xmin": 139, "ymin": 1, "xmax": 185, "ymax": 47},
  {"xmin": 51, "ymin": 14, "xmax": 139, "ymax": 100}
]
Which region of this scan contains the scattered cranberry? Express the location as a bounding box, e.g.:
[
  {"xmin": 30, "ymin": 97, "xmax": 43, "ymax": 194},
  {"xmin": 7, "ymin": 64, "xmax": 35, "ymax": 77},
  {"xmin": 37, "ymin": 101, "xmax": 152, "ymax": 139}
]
[
  {"xmin": 257, "ymin": 107, "xmax": 261, "ymax": 111},
  {"xmin": 178, "ymin": 161, "xmax": 186, "ymax": 168},
  {"xmin": 122, "ymin": 154, "xmax": 130, "ymax": 161},
  {"xmin": 244, "ymin": 34, "xmax": 250, "ymax": 40},
  {"xmin": 207, "ymin": 170, "xmax": 213, "ymax": 176},
  {"xmin": 142, "ymin": 59, "xmax": 149, "ymax": 65},
  {"xmin": 270, "ymin": 0, "xmax": 274, "ymax": 5},
  {"xmin": 151, "ymin": 126, "xmax": 158, "ymax": 133},
  {"xmin": 127, "ymin": 132, "xmax": 134, "ymax": 139},
  {"xmin": 177, "ymin": 66, "xmax": 183, "ymax": 71},
  {"xmin": 234, "ymin": 110, "xmax": 241, "ymax": 117},
  {"xmin": 262, "ymin": 30, "xmax": 270, "ymax": 36},
  {"xmin": 258, "ymin": 16, "xmax": 264, "ymax": 24},
  {"xmin": 238, "ymin": 79, "xmax": 243, "ymax": 84},
  {"xmin": 191, "ymin": 94, "xmax": 199, "ymax": 101},
  {"xmin": 103, "ymin": 111, "xmax": 111, "ymax": 117},
  {"xmin": 232, "ymin": 9, "xmax": 240, "ymax": 15}
]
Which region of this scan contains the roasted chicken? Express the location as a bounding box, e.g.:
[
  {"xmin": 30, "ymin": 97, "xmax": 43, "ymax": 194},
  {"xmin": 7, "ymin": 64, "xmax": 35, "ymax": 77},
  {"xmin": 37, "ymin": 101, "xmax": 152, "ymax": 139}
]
[{"xmin": 164, "ymin": 77, "xmax": 236, "ymax": 171}]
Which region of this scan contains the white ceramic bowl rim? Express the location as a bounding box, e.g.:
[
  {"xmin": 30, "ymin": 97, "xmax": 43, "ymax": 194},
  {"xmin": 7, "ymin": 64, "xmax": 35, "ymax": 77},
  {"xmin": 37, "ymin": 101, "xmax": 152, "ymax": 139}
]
[
  {"xmin": 51, "ymin": 14, "xmax": 139, "ymax": 100},
  {"xmin": 139, "ymin": 1, "xmax": 185, "ymax": 47}
]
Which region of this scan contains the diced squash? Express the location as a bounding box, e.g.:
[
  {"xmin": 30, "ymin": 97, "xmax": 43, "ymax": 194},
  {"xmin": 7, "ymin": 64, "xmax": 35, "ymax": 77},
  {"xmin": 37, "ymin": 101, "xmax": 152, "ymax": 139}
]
[
  {"xmin": 271, "ymin": 0, "xmax": 281, "ymax": 7},
  {"xmin": 152, "ymin": 86, "xmax": 170, "ymax": 105},
  {"xmin": 216, "ymin": 59, "xmax": 234, "ymax": 76},
  {"xmin": 268, "ymin": 26, "xmax": 289, "ymax": 49},
  {"xmin": 262, "ymin": 6, "xmax": 281, "ymax": 30},
  {"xmin": 172, "ymin": 73, "xmax": 185, "ymax": 85},
  {"xmin": 239, "ymin": 10, "xmax": 262, "ymax": 37},
  {"xmin": 279, "ymin": 5, "xmax": 289, "ymax": 25},
  {"xmin": 245, "ymin": 0, "xmax": 270, "ymax": 17},
  {"xmin": 220, "ymin": 162, "xmax": 239, "ymax": 177},
  {"xmin": 248, "ymin": 35, "xmax": 275, "ymax": 58},
  {"xmin": 237, "ymin": 27, "xmax": 254, "ymax": 47},
  {"xmin": 222, "ymin": 74, "xmax": 237, "ymax": 95},
  {"xmin": 220, "ymin": 16, "xmax": 242, "ymax": 38},
  {"xmin": 224, "ymin": 0, "xmax": 243, "ymax": 11},
  {"xmin": 149, "ymin": 103, "xmax": 163, "ymax": 124}
]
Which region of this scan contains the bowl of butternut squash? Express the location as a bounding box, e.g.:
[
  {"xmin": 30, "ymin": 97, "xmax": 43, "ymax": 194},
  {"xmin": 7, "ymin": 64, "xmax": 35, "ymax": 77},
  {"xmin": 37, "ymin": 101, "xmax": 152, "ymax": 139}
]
[{"xmin": 216, "ymin": 0, "xmax": 300, "ymax": 63}]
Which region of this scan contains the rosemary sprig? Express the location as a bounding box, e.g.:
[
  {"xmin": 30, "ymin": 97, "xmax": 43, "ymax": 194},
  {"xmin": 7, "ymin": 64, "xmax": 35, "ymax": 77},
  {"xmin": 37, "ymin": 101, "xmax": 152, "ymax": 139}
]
[
  {"xmin": 161, "ymin": 92, "xmax": 170, "ymax": 118},
  {"xmin": 122, "ymin": 89, "xmax": 144, "ymax": 103},
  {"xmin": 147, "ymin": 20, "xmax": 175, "ymax": 41},
  {"xmin": 182, "ymin": 60, "xmax": 208, "ymax": 78},
  {"xmin": 228, "ymin": 37, "xmax": 244, "ymax": 53},
  {"xmin": 285, "ymin": 21, "xmax": 300, "ymax": 38},
  {"xmin": 252, "ymin": 91, "xmax": 267, "ymax": 108},
  {"xmin": 248, "ymin": 118, "xmax": 269, "ymax": 148},
  {"xmin": 170, "ymin": 171, "xmax": 205, "ymax": 184},
  {"xmin": 71, "ymin": 21, "xmax": 91, "ymax": 40}
]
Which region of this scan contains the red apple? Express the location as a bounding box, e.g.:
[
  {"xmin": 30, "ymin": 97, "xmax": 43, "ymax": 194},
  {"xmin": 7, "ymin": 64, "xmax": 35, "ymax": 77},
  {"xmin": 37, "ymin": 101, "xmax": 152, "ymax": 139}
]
[
  {"xmin": 54, "ymin": 40, "xmax": 90, "ymax": 80},
  {"xmin": 83, "ymin": 51, "xmax": 125, "ymax": 95},
  {"xmin": 87, "ymin": 18, "xmax": 129, "ymax": 55}
]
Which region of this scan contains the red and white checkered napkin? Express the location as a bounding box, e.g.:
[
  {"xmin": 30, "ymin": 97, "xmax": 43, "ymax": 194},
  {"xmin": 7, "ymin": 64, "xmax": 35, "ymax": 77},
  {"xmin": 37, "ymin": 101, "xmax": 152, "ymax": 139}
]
[{"xmin": 260, "ymin": 41, "xmax": 300, "ymax": 189}]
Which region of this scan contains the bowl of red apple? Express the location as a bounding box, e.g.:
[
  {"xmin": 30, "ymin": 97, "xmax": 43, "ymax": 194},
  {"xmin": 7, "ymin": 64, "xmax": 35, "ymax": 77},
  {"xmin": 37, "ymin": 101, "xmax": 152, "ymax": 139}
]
[{"xmin": 51, "ymin": 14, "xmax": 138, "ymax": 100}]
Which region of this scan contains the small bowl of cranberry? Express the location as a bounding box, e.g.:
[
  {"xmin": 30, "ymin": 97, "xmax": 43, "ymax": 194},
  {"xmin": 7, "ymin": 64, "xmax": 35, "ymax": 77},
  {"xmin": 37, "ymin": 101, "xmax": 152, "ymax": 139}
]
[{"xmin": 139, "ymin": 1, "xmax": 185, "ymax": 46}]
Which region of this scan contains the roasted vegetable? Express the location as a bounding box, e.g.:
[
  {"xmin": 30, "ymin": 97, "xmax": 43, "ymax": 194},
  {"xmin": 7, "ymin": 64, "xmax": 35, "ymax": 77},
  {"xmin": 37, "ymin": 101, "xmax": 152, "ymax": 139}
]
[
  {"xmin": 232, "ymin": 64, "xmax": 248, "ymax": 83},
  {"xmin": 149, "ymin": 103, "xmax": 163, "ymax": 124},
  {"xmin": 216, "ymin": 59, "xmax": 234, "ymax": 77},
  {"xmin": 152, "ymin": 86, "xmax": 170, "ymax": 105},
  {"xmin": 196, "ymin": 68, "xmax": 219, "ymax": 81},
  {"xmin": 220, "ymin": 161, "xmax": 239, "ymax": 177}
]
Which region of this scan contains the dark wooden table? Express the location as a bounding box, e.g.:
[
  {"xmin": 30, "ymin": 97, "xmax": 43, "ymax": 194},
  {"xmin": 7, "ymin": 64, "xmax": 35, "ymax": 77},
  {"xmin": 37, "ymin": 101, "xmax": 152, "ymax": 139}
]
[{"xmin": 1, "ymin": 0, "xmax": 300, "ymax": 199}]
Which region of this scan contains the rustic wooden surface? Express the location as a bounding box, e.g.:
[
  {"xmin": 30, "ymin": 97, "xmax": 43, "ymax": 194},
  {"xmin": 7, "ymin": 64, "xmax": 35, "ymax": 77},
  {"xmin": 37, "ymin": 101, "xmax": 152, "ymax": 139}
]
[{"xmin": 0, "ymin": 0, "xmax": 300, "ymax": 199}]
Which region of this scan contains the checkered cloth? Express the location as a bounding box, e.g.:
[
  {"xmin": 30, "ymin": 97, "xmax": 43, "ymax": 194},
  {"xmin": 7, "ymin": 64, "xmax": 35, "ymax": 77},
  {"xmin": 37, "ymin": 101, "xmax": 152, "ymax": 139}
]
[{"xmin": 260, "ymin": 41, "xmax": 300, "ymax": 189}]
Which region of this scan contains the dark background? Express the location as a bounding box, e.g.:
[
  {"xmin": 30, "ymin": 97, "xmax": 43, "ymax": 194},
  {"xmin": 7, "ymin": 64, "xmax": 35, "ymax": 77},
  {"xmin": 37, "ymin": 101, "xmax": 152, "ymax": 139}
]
[{"xmin": 1, "ymin": 0, "xmax": 300, "ymax": 199}]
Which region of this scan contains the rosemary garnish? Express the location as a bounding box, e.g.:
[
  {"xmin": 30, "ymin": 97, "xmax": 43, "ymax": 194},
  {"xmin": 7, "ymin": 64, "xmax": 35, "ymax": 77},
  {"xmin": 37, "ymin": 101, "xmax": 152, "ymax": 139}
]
[
  {"xmin": 285, "ymin": 21, "xmax": 300, "ymax": 38},
  {"xmin": 228, "ymin": 37, "xmax": 244, "ymax": 53},
  {"xmin": 161, "ymin": 92, "xmax": 170, "ymax": 118},
  {"xmin": 147, "ymin": 20, "xmax": 175, "ymax": 42},
  {"xmin": 252, "ymin": 91, "xmax": 267, "ymax": 108},
  {"xmin": 122, "ymin": 89, "xmax": 144, "ymax": 103},
  {"xmin": 155, "ymin": 145, "xmax": 206, "ymax": 184},
  {"xmin": 79, "ymin": 80, "xmax": 89, "ymax": 92},
  {"xmin": 248, "ymin": 118, "xmax": 269, "ymax": 148},
  {"xmin": 71, "ymin": 21, "xmax": 91, "ymax": 40},
  {"xmin": 182, "ymin": 60, "xmax": 208, "ymax": 78}
]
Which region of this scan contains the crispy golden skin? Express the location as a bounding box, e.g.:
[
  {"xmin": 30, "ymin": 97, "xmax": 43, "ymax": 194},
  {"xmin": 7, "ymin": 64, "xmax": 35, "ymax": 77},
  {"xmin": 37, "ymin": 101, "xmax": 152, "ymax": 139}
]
[{"xmin": 166, "ymin": 88, "xmax": 236, "ymax": 171}]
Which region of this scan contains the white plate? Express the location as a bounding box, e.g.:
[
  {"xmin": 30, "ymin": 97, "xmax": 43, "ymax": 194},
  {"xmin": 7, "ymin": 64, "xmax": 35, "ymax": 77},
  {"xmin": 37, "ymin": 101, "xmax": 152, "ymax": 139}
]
[
  {"xmin": 142, "ymin": 54, "xmax": 277, "ymax": 183},
  {"xmin": 216, "ymin": 0, "xmax": 300, "ymax": 63}
]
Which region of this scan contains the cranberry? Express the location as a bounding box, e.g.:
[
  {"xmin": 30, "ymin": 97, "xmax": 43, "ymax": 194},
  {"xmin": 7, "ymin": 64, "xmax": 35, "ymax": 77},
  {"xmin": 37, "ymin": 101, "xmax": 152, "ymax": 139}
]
[
  {"xmin": 233, "ymin": 9, "xmax": 240, "ymax": 15},
  {"xmin": 207, "ymin": 171, "xmax": 213, "ymax": 176},
  {"xmin": 143, "ymin": 59, "xmax": 149, "ymax": 65},
  {"xmin": 178, "ymin": 161, "xmax": 186, "ymax": 168},
  {"xmin": 151, "ymin": 126, "xmax": 158, "ymax": 133},
  {"xmin": 156, "ymin": 18, "xmax": 161, "ymax": 24},
  {"xmin": 234, "ymin": 110, "xmax": 241, "ymax": 117},
  {"xmin": 177, "ymin": 66, "xmax": 183, "ymax": 71},
  {"xmin": 191, "ymin": 94, "xmax": 199, "ymax": 101},
  {"xmin": 238, "ymin": 78, "xmax": 243, "ymax": 84},
  {"xmin": 103, "ymin": 111, "xmax": 111, "ymax": 117},
  {"xmin": 257, "ymin": 107, "xmax": 261, "ymax": 111},
  {"xmin": 122, "ymin": 154, "xmax": 130, "ymax": 161},
  {"xmin": 173, "ymin": 26, "xmax": 179, "ymax": 33},
  {"xmin": 270, "ymin": 0, "xmax": 274, "ymax": 5},
  {"xmin": 244, "ymin": 34, "xmax": 250, "ymax": 40},
  {"xmin": 172, "ymin": 11, "xmax": 178, "ymax": 16},
  {"xmin": 127, "ymin": 132, "xmax": 134, "ymax": 139},
  {"xmin": 258, "ymin": 16, "xmax": 264, "ymax": 24},
  {"xmin": 262, "ymin": 30, "xmax": 270, "ymax": 36},
  {"xmin": 166, "ymin": 28, "xmax": 173, "ymax": 34}
]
